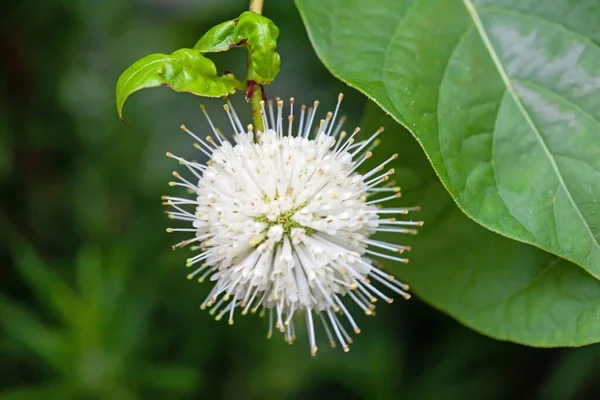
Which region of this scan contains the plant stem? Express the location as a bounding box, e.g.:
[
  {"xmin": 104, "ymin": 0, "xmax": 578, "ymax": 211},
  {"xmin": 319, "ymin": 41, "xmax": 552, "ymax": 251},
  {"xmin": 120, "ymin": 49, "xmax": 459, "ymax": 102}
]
[
  {"xmin": 249, "ymin": 0, "xmax": 264, "ymax": 14},
  {"xmin": 249, "ymin": 83, "xmax": 264, "ymax": 132},
  {"xmin": 248, "ymin": 0, "xmax": 265, "ymax": 132}
]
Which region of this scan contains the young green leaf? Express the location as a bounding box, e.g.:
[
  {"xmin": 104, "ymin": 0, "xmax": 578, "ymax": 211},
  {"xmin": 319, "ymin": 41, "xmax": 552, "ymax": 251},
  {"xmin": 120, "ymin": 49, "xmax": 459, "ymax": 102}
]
[
  {"xmin": 362, "ymin": 103, "xmax": 600, "ymax": 347},
  {"xmin": 194, "ymin": 11, "xmax": 280, "ymax": 85},
  {"xmin": 116, "ymin": 48, "xmax": 243, "ymax": 121},
  {"xmin": 297, "ymin": 0, "xmax": 600, "ymax": 278},
  {"xmin": 194, "ymin": 20, "xmax": 238, "ymax": 53}
]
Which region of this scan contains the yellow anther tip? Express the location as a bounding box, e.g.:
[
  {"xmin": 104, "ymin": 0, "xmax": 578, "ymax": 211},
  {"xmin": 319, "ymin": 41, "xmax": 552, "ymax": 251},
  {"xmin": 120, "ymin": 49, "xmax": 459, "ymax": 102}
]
[{"xmin": 311, "ymin": 346, "xmax": 318, "ymax": 356}]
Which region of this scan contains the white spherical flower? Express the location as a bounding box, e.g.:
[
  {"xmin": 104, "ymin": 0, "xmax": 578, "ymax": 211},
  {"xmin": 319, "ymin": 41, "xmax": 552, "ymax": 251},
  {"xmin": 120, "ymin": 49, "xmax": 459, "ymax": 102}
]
[{"xmin": 164, "ymin": 94, "xmax": 422, "ymax": 355}]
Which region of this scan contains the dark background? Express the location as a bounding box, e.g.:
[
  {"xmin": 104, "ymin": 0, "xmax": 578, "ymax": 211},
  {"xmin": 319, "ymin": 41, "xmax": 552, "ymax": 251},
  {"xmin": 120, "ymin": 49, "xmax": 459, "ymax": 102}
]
[{"xmin": 1, "ymin": 1, "xmax": 599, "ymax": 399}]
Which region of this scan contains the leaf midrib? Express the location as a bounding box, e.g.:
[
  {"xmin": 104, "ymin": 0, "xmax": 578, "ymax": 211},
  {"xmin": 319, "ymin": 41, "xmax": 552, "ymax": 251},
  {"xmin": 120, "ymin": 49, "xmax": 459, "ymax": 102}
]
[{"xmin": 462, "ymin": 0, "xmax": 600, "ymax": 256}]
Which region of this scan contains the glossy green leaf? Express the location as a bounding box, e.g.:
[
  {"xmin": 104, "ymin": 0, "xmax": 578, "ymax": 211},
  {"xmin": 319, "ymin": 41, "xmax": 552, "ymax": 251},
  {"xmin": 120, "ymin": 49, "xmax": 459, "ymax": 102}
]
[
  {"xmin": 363, "ymin": 103, "xmax": 600, "ymax": 346},
  {"xmin": 116, "ymin": 49, "xmax": 243, "ymax": 120},
  {"xmin": 194, "ymin": 11, "xmax": 281, "ymax": 85},
  {"xmin": 194, "ymin": 20, "xmax": 238, "ymax": 53},
  {"xmin": 297, "ymin": 0, "xmax": 600, "ymax": 277}
]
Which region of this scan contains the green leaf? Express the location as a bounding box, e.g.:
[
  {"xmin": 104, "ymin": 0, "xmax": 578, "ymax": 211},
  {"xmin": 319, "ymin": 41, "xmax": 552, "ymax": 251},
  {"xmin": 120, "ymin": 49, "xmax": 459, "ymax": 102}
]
[
  {"xmin": 297, "ymin": 0, "xmax": 600, "ymax": 277},
  {"xmin": 194, "ymin": 20, "xmax": 238, "ymax": 53},
  {"xmin": 362, "ymin": 103, "xmax": 600, "ymax": 346},
  {"xmin": 116, "ymin": 48, "xmax": 243, "ymax": 121},
  {"xmin": 195, "ymin": 11, "xmax": 281, "ymax": 85}
]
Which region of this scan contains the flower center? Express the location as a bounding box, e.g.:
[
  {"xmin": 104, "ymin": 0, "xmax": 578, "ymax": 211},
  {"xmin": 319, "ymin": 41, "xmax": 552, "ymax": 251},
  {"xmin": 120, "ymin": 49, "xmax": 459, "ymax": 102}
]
[
  {"xmin": 255, "ymin": 207, "xmax": 303, "ymax": 233},
  {"xmin": 253, "ymin": 195, "xmax": 315, "ymax": 247}
]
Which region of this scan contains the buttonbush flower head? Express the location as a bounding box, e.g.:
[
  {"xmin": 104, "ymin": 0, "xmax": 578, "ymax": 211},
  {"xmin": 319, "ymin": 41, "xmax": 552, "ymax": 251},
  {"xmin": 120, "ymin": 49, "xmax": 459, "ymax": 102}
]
[{"xmin": 163, "ymin": 94, "xmax": 421, "ymax": 355}]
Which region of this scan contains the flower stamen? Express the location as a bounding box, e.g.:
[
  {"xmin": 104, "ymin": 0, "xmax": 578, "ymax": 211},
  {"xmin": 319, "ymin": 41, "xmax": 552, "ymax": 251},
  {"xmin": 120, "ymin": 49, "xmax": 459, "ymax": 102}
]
[{"xmin": 165, "ymin": 94, "xmax": 422, "ymax": 354}]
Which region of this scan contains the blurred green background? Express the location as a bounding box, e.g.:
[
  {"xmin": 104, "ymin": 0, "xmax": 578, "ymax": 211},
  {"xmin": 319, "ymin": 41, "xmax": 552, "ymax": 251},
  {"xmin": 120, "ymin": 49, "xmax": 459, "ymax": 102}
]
[{"xmin": 2, "ymin": 0, "xmax": 600, "ymax": 399}]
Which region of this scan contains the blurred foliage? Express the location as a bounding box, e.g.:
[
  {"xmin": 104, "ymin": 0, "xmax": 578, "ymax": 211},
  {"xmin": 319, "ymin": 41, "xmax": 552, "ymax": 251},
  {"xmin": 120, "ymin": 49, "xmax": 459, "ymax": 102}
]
[{"xmin": 1, "ymin": 0, "xmax": 600, "ymax": 399}]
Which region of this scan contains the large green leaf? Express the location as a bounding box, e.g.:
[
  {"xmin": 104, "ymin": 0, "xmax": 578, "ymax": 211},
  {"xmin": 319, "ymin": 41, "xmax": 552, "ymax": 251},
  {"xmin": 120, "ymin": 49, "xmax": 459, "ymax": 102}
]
[
  {"xmin": 362, "ymin": 103, "xmax": 600, "ymax": 346},
  {"xmin": 296, "ymin": 0, "xmax": 600, "ymax": 278},
  {"xmin": 116, "ymin": 48, "xmax": 243, "ymax": 121}
]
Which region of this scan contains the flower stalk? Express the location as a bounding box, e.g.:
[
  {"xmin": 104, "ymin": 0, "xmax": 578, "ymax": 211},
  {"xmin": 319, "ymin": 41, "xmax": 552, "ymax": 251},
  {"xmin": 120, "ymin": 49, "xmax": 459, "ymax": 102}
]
[
  {"xmin": 249, "ymin": 0, "xmax": 264, "ymax": 14},
  {"xmin": 248, "ymin": 0, "xmax": 265, "ymax": 132}
]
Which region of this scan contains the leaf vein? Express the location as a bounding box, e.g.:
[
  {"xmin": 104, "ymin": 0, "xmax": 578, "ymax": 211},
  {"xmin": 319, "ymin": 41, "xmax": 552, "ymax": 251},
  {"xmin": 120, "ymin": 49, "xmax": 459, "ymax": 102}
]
[
  {"xmin": 512, "ymin": 78, "xmax": 600, "ymax": 131},
  {"xmin": 463, "ymin": 0, "xmax": 600, "ymax": 255}
]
